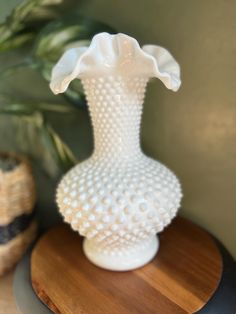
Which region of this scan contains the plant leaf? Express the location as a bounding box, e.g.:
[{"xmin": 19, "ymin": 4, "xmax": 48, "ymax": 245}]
[
  {"xmin": 0, "ymin": 32, "xmax": 35, "ymax": 52},
  {"xmin": 0, "ymin": 0, "xmax": 62, "ymax": 51},
  {"xmin": 0, "ymin": 101, "xmax": 77, "ymax": 174},
  {"xmin": 0, "ymin": 59, "xmax": 40, "ymax": 78},
  {"xmin": 39, "ymin": 121, "xmax": 77, "ymax": 173},
  {"xmin": 0, "ymin": 100, "xmax": 76, "ymax": 114}
]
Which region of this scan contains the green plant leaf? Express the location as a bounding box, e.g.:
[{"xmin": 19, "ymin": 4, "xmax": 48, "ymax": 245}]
[
  {"xmin": 0, "ymin": 0, "xmax": 62, "ymax": 51},
  {"xmin": 0, "ymin": 32, "xmax": 35, "ymax": 52},
  {"xmin": 0, "ymin": 101, "xmax": 77, "ymax": 174},
  {"xmin": 39, "ymin": 121, "xmax": 77, "ymax": 173},
  {"xmin": 0, "ymin": 0, "xmax": 45, "ymax": 44},
  {"xmin": 0, "ymin": 101, "xmax": 76, "ymax": 114},
  {"xmin": 0, "ymin": 59, "xmax": 40, "ymax": 78}
]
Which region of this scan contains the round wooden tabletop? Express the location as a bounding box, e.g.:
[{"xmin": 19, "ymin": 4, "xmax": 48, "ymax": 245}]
[{"xmin": 31, "ymin": 217, "xmax": 222, "ymax": 314}]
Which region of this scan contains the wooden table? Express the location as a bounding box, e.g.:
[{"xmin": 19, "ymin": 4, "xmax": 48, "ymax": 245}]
[
  {"xmin": 31, "ymin": 217, "xmax": 223, "ymax": 314},
  {"xmin": 0, "ymin": 270, "xmax": 18, "ymax": 314}
]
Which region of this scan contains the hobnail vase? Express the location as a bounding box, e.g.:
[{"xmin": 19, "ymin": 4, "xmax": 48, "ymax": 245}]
[{"xmin": 50, "ymin": 33, "xmax": 182, "ymax": 271}]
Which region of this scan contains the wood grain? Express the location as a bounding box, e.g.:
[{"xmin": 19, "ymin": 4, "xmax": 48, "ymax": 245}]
[{"xmin": 31, "ymin": 217, "xmax": 222, "ymax": 314}]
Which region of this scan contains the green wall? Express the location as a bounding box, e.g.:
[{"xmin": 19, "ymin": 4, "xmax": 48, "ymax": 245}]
[{"xmin": 0, "ymin": 0, "xmax": 236, "ymax": 258}]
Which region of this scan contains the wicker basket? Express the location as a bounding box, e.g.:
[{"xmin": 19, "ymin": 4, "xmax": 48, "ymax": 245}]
[{"xmin": 0, "ymin": 153, "xmax": 37, "ymax": 275}]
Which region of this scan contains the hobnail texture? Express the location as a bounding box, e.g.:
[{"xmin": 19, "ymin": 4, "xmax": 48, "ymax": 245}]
[
  {"xmin": 56, "ymin": 76, "xmax": 182, "ymax": 270},
  {"xmin": 52, "ymin": 33, "xmax": 182, "ymax": 271}
]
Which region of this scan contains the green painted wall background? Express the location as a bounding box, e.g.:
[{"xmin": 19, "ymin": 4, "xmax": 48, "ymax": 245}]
[{"xmin": 0, "ymin": 0, "xmax": 236, "ymax": 258}]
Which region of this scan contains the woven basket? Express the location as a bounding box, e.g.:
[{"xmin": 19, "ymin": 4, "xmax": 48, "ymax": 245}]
[
  {"xmin": 0, "ymin": 221, "xmax": 37, "ymax": 275},
  {"xmin": 0, "ymin": 153, "xmax": 37, "ymax": 275},
  {"xmin": 0, "ymin": 153, "xmax": 36, "ymax": 225}
]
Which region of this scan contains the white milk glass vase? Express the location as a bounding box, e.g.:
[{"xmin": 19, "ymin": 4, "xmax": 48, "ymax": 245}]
[{"xmin": 50, "ymin": 33, "xmax": 182, "ymax": 271}]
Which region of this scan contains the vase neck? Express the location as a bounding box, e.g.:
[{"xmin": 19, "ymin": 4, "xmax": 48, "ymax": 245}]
[{"xmin": 82, "ymin": 75, "xmax": 148, "ymax": 160}]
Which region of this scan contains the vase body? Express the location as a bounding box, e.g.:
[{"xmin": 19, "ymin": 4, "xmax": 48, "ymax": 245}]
[{"xmin": 57, "ymin": 75, "xmax": 182, "ymax": 271}]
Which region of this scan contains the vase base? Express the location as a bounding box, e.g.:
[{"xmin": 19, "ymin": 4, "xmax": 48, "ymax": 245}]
[{"xmin": 83, "ymin": 236, "xmax": 159, "ymax": 271}]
